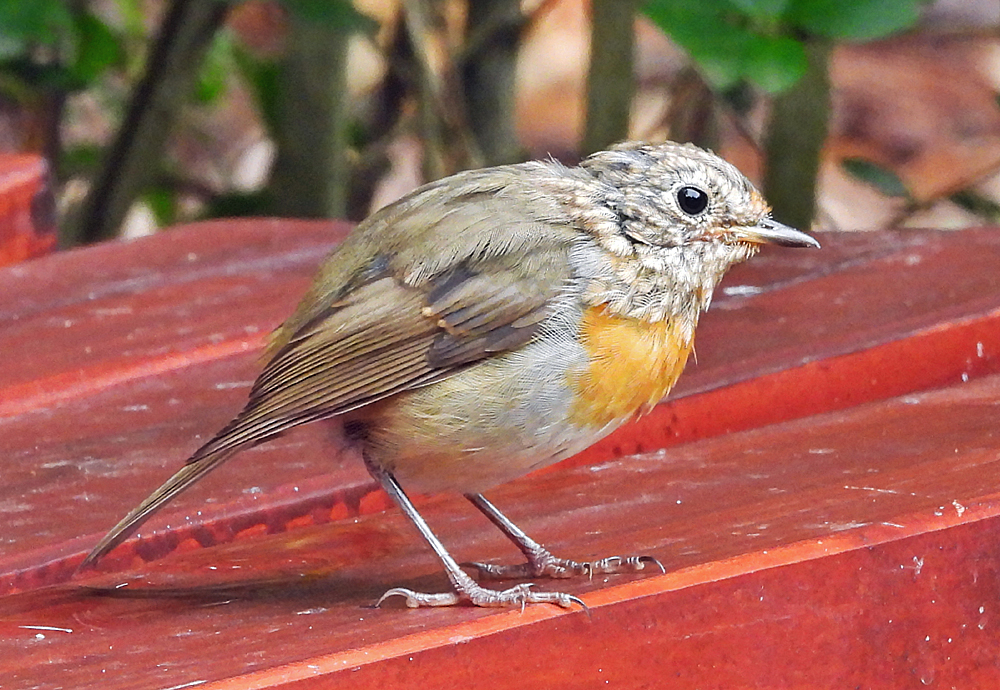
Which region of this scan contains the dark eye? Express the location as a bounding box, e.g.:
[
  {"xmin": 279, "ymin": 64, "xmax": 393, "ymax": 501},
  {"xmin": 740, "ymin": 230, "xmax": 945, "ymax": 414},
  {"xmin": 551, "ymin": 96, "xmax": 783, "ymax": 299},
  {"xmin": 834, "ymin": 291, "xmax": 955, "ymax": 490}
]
[{"xmin": 677, "ymin": 186, "xmax": 709, "ymax": 215}]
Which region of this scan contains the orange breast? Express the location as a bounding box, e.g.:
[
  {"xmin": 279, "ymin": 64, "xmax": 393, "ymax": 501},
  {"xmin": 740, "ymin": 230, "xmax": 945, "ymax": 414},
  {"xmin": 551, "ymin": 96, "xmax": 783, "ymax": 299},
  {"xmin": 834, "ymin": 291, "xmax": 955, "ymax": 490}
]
[{"xmin": 569, "ymin": 306, "xmax": 694, "ymax": 428}]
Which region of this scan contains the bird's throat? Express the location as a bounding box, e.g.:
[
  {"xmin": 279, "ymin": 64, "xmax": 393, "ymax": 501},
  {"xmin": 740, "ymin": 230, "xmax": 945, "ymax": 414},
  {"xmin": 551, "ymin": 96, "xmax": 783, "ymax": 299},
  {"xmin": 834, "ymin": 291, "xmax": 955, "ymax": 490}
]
[{"xmin": 569, "ymin": 306, "xmax": 694, "ymax": 428}]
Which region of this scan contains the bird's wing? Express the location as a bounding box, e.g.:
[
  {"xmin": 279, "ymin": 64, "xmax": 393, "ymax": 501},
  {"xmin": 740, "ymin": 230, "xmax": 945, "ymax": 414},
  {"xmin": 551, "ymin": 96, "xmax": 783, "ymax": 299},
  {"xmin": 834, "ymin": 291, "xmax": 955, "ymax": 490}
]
[
  {"xmin": 219, "ymin": 251, "xmax": 571, "ymax": 452},
  {"xmin": 81, "ymin": 199, "xmax": 577, "ymax": 567}
]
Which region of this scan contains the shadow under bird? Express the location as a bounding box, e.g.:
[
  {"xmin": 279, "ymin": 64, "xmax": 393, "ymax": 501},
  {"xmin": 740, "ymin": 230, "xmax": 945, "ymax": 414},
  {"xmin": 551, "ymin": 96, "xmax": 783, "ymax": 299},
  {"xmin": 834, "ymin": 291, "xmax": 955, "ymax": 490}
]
[{"xmin": 81, "ymin": 141, "xmax": 819, "ymax": 608}]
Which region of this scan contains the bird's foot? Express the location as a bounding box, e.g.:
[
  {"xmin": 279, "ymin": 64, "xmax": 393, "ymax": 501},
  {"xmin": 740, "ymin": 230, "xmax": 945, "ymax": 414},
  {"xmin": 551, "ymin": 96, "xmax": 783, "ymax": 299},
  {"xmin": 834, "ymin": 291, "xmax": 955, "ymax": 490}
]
[
  {"xmin": 464, "ymin": 552, "xmax": 664, "ymax": 581},
  {"xmin": 377, "ymin": 581, "xmax": 585, "ymax": 610}
]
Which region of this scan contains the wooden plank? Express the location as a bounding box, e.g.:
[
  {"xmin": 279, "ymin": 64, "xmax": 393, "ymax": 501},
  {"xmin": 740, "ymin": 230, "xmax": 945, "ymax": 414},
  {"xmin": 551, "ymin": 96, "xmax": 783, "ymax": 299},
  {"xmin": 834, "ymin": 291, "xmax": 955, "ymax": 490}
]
[
  {"xmin": 3, "ymin": 371, "xmax": 1000, "ymax": 688},
  {"xmin": 0, "ymin": 154, "xmax": 55, "ymax": 266},
  {"xmin": 3, "ymin": 222, "xmax": 1000, "ymax": 687},
  {"xmin": 4, "ymin": 225, "xmax": 1000, "ymax": 582}
]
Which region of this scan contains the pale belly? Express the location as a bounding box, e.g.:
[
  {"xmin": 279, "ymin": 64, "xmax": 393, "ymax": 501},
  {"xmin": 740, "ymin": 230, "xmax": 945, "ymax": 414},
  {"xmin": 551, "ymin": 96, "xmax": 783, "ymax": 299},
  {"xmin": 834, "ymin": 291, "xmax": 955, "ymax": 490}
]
[{"xmin": 357, "ymin": 336, "xmax": 624, "ymax": 494}]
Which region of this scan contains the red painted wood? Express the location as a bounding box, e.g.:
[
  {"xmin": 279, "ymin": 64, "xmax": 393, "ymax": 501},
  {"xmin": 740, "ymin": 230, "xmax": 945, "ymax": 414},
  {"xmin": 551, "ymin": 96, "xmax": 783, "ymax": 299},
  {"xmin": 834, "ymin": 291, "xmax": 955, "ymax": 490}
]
[
  {"xmin": 5, "ymin": 371, "xmax": 1000, "ymax": 688},
  {"xmin": 0, "ymin": 154, "xmax": 55, "ymax": 266},
  {"xmin": 4, "ymin": 224, "xmax": 1000, "ymax": 584},
  {"xmin": 3, "ymin": 221, "xmax": 1000, "ymax": 688},
  {"xmin": 0, "ymin": 219, "xmax": 349, "ymax": 405}
]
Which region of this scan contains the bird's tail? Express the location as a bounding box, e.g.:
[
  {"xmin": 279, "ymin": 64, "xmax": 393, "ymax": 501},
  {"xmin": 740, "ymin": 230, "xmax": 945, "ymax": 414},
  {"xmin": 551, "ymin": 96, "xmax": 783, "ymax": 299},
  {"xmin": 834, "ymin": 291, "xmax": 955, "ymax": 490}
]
[{"xmin": 78, "ymin": 445, "xmax": 240, "ymax": 570}]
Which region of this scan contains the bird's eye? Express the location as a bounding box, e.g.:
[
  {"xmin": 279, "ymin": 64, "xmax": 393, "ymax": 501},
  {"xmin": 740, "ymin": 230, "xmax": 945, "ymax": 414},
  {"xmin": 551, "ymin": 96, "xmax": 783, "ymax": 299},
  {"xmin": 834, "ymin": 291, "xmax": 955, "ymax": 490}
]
[{"xmin": 676, "ymin": 186, "xmax": 709, "ymax": 216}]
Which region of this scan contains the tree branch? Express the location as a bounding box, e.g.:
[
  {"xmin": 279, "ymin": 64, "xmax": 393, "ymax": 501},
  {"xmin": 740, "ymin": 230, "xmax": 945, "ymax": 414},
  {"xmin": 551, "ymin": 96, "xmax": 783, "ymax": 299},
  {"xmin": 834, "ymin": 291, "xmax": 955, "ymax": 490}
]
[
  {"xmin": 72, "ymin": 0, "xmax": 230, "ymax": 244},
  {"xmin": 583, "ymin": 0, "xmax": 637, "ymax": 155}
]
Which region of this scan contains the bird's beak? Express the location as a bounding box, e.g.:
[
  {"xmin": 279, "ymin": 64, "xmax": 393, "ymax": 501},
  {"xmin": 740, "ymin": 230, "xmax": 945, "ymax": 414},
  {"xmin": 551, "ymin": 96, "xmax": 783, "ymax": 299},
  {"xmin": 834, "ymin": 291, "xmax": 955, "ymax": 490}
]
[{"xmin": 741, "ymin": 218, "xmax": 820, "ymax": 248}]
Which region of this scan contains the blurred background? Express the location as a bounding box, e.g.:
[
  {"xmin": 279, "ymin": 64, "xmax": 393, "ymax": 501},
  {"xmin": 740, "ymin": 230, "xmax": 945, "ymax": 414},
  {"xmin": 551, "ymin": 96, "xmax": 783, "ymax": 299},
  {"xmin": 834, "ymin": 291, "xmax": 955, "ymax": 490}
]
[{"xmin": 0, "ymin": 0, "xmax": 998, "ymax": 258}]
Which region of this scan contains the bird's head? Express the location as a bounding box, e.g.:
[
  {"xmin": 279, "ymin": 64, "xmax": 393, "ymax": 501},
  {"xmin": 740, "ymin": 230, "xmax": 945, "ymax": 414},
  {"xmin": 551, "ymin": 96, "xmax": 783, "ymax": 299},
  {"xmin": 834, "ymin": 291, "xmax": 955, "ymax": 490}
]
[
  {"xmin": 581, "ymin": 140, "xmax": 818, "ymax": 254},
  {"xmin": 575, "ymin": 141, "xmax": 818, "ymax": 323}
]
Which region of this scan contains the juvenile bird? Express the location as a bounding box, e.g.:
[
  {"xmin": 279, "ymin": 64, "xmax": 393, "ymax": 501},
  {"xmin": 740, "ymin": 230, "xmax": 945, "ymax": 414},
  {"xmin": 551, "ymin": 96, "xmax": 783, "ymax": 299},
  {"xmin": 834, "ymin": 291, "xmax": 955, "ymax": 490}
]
[{"xmin": 81, "ymin": 141, "xmax": 819, "ymax": 608}]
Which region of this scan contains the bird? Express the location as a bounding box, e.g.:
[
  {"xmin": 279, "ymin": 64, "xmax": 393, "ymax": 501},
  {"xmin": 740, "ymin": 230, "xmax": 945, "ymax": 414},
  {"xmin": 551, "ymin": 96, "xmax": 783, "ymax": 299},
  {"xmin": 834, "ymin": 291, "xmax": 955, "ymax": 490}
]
[{"xmin": 80, "ymin": 141, "xmax": 819, "ymax": 609}]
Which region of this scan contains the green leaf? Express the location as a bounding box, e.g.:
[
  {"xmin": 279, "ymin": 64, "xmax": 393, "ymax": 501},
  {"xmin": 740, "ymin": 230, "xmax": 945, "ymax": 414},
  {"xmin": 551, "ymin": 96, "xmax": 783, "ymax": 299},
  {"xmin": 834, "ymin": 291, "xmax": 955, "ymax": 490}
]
[
  {"xmin": 0, "ymin": 1, "xmax": 75, "ymax": 47},
  {"xmin": 282, "ymin": 0, "xmax": 378, "ymax": 32},
  {"xmin": 726, "ymin": 0, "xmax": 789, "ymax": 21},
  {"xmin": 113, "ymin": 0, "xmax": 146, "ymax": 37},
  {"xmin": 71, "ymin": 12, "xmax": 124, "ymax": 83},
  {"xmin": 60, "ymin": 144, "xmax": 103, "ymax": 177},
  {"xmin": 203, "ymin": 191, "xmax": 272, "ymax": 218},
  {"xmin": 645, "ymin": 0, "xmax": 748, "ymax": 89},
  {"xmin": 233, "ymin": 46, "xmax": 282, "ymax": 135},
  {"xmin": 196, "ymin": 30, "xmax": 235, "ymax": 104},
  {"xmin": 0, "ymin": 57, "xmax": 78, "ymax": 90},
  {"xmin": 144, "ymin": 187, "xmax": 177, "ymax": 226},
  {"xmin": 842, "ymin": 158, "xmax": 909, "ymax": 198},
  {"xmin": 694, "ymin": 28, "xmax": 755, "ymax": 90},
  {"xmin": 950, "ymin": 190, "xmax": 1000, "ymax": 222},
  {"xmin": 644, "ymin": 0, "xmax": 728, "ymax": 51},
  {"xmin": 786, "ymin": 0, "xmax": 920, "ymax": 40},
  {"xmin": 745, "ymin": 34, "xmax": 807, "ymax": 93},
  {"xmin": 644, "ymin": 0, "xmax": 806, "ymax": 92}
]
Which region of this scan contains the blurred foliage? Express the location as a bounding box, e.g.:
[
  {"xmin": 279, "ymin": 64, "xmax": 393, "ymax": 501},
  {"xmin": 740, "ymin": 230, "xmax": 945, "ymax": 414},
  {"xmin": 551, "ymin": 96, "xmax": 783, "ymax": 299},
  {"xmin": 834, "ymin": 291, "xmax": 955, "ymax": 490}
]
[
  {"xmin": 0, "ymin": 0, "xmax": 995, "ymax": 243},
  {"xmin": 841, "ymin": 158, "xmax": 910, "ymax": 199},
  {"xmin": 643, "ymin": 0, "xmax": 924, "ymax": 94},
  {"xmin": 0, "ymin": 0, "xmax": 131, "ymax": 200},
  {"xmin": 644, "ymin": 0, "xmax": 926, "ymax": 230},
  {"xmin": 282, "ymin": 0, "xmax": 377, "ymax": 30},
  {"xmin": 0, "ymin": 0, "xmax": 372, "ymax": 243},
  {"xmin": 195, "ymin": 28, "xmax": 237, "ymax": 105},
  {"xmin": 951, "ymin": 190, "xmax": 1000, "ymax": 224},
  {"xmin": 0, "ymin": 1, "xmax": 125, "ymax": 91}
]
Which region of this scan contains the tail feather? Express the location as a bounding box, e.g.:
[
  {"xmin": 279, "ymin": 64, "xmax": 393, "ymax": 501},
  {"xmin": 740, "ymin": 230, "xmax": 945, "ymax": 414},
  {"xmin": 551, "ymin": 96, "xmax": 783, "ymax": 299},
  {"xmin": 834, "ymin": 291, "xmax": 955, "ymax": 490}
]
[{"xmin": 79, "ymin": 447, "xmax": 238, "ymax": 570}]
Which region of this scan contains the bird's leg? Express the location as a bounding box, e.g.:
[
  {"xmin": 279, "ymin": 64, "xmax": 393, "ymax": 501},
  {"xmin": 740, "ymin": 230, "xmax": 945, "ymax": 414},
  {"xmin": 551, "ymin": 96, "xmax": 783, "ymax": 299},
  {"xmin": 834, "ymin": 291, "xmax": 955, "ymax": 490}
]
[
  {"xmin": 462, "ymin": 493, "xmax": 664, "ymax": 580},
  {"xmin": 364, "ymin": 457, "xmax": 584, "ymax": 609}
]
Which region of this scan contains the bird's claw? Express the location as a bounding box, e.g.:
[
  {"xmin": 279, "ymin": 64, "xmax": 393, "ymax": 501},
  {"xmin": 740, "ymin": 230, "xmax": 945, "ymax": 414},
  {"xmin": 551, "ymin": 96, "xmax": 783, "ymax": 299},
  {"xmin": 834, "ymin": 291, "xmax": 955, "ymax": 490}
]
[
  {"xmin": 376, "ymin": 581, "xmax": 586, "ymax": 611},
  {"xmin": 463, "ymin": 553, "xmax": 664, "ymax": 581}
]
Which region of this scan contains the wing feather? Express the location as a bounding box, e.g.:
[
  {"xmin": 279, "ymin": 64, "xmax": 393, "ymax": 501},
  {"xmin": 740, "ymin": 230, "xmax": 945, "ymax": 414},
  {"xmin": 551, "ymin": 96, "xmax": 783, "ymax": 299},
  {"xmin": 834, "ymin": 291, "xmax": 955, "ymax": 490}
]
[{"xmin": 83, "ymin": 167, "xmax": 583, "ymax": 566}]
